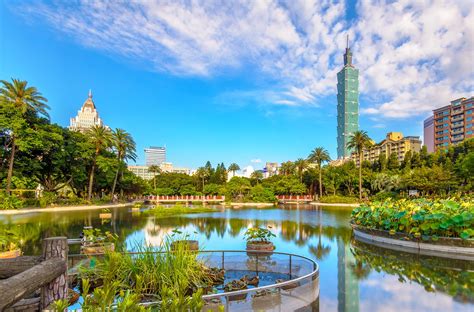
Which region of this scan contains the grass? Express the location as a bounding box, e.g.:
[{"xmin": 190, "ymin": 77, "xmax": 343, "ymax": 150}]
[
  {"xmin": 319, "ymin": 195, "xmax": 360, "ymax": 204},
  {"xmin": 144, "ymin": 204, "xmax": 218, "ymax": 217},
  {"xmin": 77, "ymin": 236, "xmax": 209, "ymax": 310}
]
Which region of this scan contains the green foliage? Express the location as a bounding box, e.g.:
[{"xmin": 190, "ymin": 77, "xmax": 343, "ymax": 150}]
[
  {"xmin": 0, "ymin": 227, "xmax": 20, "ymax": 252},
  {"xmin": 144, "ymin": 204, "xmax": 217, "ymax": 217},
  {"xmin": 0, "ymin": 192, "xmax": 24, "ymax": 210},
  {"xmin": 352, "ymin": 198, "xmax": 474, "ymax": 240},
  {"xmin": 249, "ymin": 184, "xmax": 276, "ymax": 203},
  {"xmin": 39, "ymin": 191, "xmax": 57, "ymax": 208},
  {"xmin": 372, "ymin": 191, "xmax": 399, "ymax": 202},
  {"xmin": 83, "ymin": 227, "xmax": 118, "ymax": 246},
  {"xmin": 243, "ymin": 226, "xmax": 276, "ymax": 243},
  {"xmin": 78, "ymin": 237, "xmax": 208, "ymax": 310},
  {"xmin": 319, "ymin": 195, "xmax": 359, "ymax": 203}
]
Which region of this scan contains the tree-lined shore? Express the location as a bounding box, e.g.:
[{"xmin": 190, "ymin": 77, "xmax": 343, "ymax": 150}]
[{"xmin": 1, "ymin": 79, "xmax": 473, "ymax": 209}]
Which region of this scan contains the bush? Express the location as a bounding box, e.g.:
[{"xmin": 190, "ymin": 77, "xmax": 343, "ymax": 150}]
[
  {"xmin": 249, "ymin": 185, "xmax": 276, "ymax": 203},
  {"xmin": 0, "ymin": 192, "xmax": 24, "ymax": 210},
  {"xmin": 352, "ymin": 198, "xmax": 474, "ymax": 240},
  {"xmin": 319, "ymin": 195, "xmax": 359, "ymax": 204},
  {"xmin": 39, "ymin": 192, "xmax": 58, "ymax": 208},
  {"xmin": 372, "ymin": 191, "xmax": 399, "ymax": 202}
]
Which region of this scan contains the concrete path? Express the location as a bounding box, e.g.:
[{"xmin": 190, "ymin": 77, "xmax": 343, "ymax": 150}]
[{"xmin": 0, "ymin": 202, "xmax": 136, "ymax": 215}]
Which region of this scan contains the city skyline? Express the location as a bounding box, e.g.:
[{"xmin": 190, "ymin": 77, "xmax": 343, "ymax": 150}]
[{"xmin": 1, "ymin": 1, "xmax": 472, "ymax": 168}]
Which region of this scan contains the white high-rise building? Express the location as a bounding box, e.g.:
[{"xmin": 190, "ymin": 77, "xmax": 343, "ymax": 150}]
[
  {"xmin": 69, "ymin": 90, "xmax": 105, "ymax": 132},
  {"xmin": 145, "ymin": 146, "xmax": 166, "ymax": 166}
]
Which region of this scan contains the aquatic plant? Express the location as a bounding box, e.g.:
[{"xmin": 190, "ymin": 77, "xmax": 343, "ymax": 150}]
[
  {"xmin": 144, "ymin": 204, "xmax": 217, "ymax": 217},
  {"xmin": 351, "ymin": 198, "xmax": 474, "ymax": 240},
  {"xmin": 77, "ymin": 235, "xmax": 209, "ymax": 309},
  {"xmin": 82, "ymin": 227, "xmax": 118, "ymax": 246},
  {"xmin": 244, "ymin": 226, "xmax": 276, "ymax": 243}
]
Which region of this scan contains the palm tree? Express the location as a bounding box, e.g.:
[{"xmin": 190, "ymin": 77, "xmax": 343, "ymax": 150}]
[
  {"xmin": 294, "ymin": 158, "xmax": 307, "ymax": 182},
  {"xmin": 279, "ymin": 161, "xmax": 294, "ymax": 176},
  {"xmin": 308, "ymin": 147, "xmax": 331, "ymax": 198},
  {"xmin": 87, "ymin": 125, "xmax": 112, "ymax": 200},
  {"xmin": 148, "ymin": 165, "xmax": 161, "ymax": 190},
  {"xmin": 0, "ymin": 79, "xmax": 49, "ymax": 193},
  {"xmin": 347, "ymin": 130, "xmax": 372, "ymax": 200},
  {"xmin": 250, "ymin": 171, "xmax": 263, "ymax": 184},
  {"xmin": 111, "ymin": 129, "xmax": 137, "ymax": 198},
  {"xmin": 228, "ymin": 163, "xmax": 240, "ymax": 177},
  {"xmin": 195, "ymin": 167, "xmax": 210, "ymax": 191}
]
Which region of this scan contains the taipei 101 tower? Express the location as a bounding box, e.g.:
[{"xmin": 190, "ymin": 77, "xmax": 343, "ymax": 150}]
[{"xmin": 336, "ymin": 35, "xmax": 359, "ymax": 159}]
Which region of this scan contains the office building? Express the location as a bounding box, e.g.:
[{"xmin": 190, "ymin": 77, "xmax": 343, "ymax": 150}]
[
  {"xmin": 69, "ymin": 90, "xmax": 106, "ymax": 132},
  {"xmin": 128, "ymin": 163, "xmax": 190, "ymax": 180},
  {"xmin": 423, "ymin": 116, "xmax": 435, "ymax": 153},
  {"xmin": 144, "ymin": 146, "xmax": 166, "ymax": 166},
  {"xmin": 337, "ymin": 36, "xmax": 359, "ymax": 159},
  {"xmin": 263, "ymin": 162, "xmax": 279, "ymax": 178},
  {"xmin": 432, "ymin": 97, "xmax": 474, "ymax": 152},
  {"xmin": 350, "ymin": 132, "xmax": 422, "ymax": 166}
]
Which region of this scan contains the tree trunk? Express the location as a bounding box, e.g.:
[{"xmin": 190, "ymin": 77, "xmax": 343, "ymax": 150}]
[
  {"xmin": 359, "ymin": 153, "xmax": 363, "ymax": 200},
  {"xmin": 87, "ymin": 155, "xmax": 97, "ymax": 201},
  {"xmin": 6, "ymin": 137, "xmax": 16, "ymax": 194},
  {"xmin": 41, "ymin": 237, "xmax": 68, "ymax": 310},
  {"xmin": 0, "ymin": 258, "xmax": 66, "ymax": 311},
  {"xmin": 0, "ymin": 256, "xmax": 42, "ymax": 279},
  {"xmin": 111, "ymin": 162, "xmax": 120, "ymax": 200},
  {"xmin": 318, "ymin": 164, "xmax": 323, "ymax": 198}
]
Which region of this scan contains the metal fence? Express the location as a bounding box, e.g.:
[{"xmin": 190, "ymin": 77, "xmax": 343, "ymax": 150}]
[{"xmin": 69, "ymin": 250, "xmax": 319, "ymax": 311}]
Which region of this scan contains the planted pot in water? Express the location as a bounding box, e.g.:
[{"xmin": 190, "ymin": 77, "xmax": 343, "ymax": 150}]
[{"xmin": 244, "ymin": 227, "xmax": 276, "ymax": 255}]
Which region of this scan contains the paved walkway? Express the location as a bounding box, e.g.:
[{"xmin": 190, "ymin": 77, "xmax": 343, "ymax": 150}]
[{"xmin": 0, "ymin": 202, "xmax": 136, "ymax": 215}]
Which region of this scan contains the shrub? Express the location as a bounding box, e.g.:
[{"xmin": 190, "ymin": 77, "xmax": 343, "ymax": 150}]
[
  {"xmin": 0, "ymin": 192, "xmax": 24, "ymax": 210},
  {"xmin": 351, "ymin": 198, "xmax": 474, "ymax": 240},
  {"xmin": 249, "ymin": 185, "xmax": 276, "ymax": 203},
  {"xmin": 39, "ymin": 192, "xmax": 57, "ymax": 208},
  {"xmin": 372, "ymin": 191, "xmax": 399, "ymax": 202},
  {"xmin": 319, "ymin": 195, "xmax": 359, "ymax": 204}
]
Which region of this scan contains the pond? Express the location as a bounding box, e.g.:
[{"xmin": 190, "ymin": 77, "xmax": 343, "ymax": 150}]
[{"xmin": 1, "ymin": 204, "xmax": 473, "ymax": 311}]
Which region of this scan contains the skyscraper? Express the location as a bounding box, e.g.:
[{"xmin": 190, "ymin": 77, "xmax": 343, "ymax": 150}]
[
  {"xmin": 144, "ymin": 146, "xmax": 166, "ymax": 166},
  {"xmin": 69, "ymin": 90, "xmax": 106, "ymax": 132},
  {"xmin": 337, "ymin": 36, "xmax": 359, "ymax": 159}
]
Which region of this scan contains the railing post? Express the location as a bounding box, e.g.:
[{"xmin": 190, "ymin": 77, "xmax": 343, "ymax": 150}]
[{"xmin": 41, "ymin": 237, "xmax": 68, "ymax": 310}]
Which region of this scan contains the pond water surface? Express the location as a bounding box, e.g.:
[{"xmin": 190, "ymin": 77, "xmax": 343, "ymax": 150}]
[{"xmin": 1, "ymin": 205, "xmax": 472, "ymax": 311}]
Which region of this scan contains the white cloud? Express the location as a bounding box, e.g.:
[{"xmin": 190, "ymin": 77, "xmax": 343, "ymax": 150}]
[
  {"xmin": 11, "ymin": 0, "xmax": 474, "ymax": 118},
  {"xmin": 250, "ymin": 159, "xmax": 262, "ymax": 164}
]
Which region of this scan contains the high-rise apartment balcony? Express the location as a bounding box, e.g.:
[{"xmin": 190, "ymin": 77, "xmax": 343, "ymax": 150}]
[
  {"xmin": 451, "ymin": 128, "xmax": 464, "ymax": 135},
  {"xmin": 451, "ymin": 115, "xmax": 464, "ymax": 122},
  {"xmin": 451, "ymin": 122, "xmax": 464, "ymax": 128},
  {"xmin": 452, "ymin": 135, "xmax": 464, "ymax": 142}
]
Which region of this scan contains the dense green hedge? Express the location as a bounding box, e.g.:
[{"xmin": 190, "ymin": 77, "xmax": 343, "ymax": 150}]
[
  {"xmin": 319, "ymin": 195, "xmax": 359, "ymax": 204},
  {"xmin": 351, "ymin": 198, "xmax": 474, "ymax": 240}
]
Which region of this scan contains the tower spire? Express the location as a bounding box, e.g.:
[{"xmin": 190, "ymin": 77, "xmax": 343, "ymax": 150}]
[
  {"xmin": 88, "ymin": 89, "xmax": 93, "ymax": 98},
  {"xmin": 343, "ymin": 34, "xmax": 352, "ymax": 66}
]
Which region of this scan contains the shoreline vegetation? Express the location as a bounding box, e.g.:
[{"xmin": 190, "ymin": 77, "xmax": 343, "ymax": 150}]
[
  {"xmin": 2, "ymin": 79, "xmax": 473, "ymax": 212},
  {"xmin": 351, "ymin": 198, "xmax": 474, "ymax": 241}
]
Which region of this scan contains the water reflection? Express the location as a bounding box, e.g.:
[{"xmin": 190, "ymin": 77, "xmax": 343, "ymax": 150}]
[{"xmin": 0, "ymin": 205, "xmax": 472, "ymax": 311}]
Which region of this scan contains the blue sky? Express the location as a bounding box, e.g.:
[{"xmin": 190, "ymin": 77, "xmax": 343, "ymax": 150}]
[{"xmin": 1, "ymin": 1, "xmax": 472, "ymax": 169}]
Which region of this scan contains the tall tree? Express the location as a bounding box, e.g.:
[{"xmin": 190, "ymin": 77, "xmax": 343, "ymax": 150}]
[
  {"xmin": 279, "ymin": 161, "xmax": 295, "ymax": 176},
  {"xmin": 0, "ymin": 79, "xmax": 49, "ymax": 193},
  {"xmin": 308, "ymin": 147, "xmax": 331, "ymax": 197},
  {"xmin": 148, "ymin": 165, "xmax": 161, "ymax": 190},
  {"xmin": 347, "ymin": 130, "xmax": 372, "ymax": 200},
  {"xmin": 294, "ymin": 158, "xmax": 308, "ymax": 182},
  {"xmin": 111, "ymin": 128, "xmax": 137, "ymax": 198},
  {"xmin": 86, "ymin": 125, "xmax": 111, "ymax": 200},
  {"xmin": 228, "ymin": 163, "xmax": 240, "ymax": 177}
]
